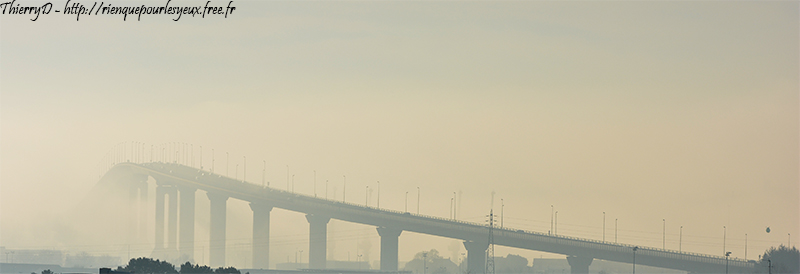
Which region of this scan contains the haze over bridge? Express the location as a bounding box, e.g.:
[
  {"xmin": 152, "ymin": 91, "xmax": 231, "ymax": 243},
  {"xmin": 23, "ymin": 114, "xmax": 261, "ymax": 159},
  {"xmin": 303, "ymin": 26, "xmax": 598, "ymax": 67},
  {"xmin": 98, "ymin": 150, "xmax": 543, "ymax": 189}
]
[{"xmin": 104, "ymin": 161, "xmax": 756, "ymax": 274}]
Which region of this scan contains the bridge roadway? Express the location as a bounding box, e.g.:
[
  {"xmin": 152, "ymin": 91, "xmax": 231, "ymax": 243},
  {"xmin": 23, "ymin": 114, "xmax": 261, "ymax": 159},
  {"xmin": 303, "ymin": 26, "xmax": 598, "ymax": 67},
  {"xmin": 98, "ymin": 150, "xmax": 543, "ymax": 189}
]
[{"xmin": 109, "ymin": 162, "xmax": 756, "ymax": 274}]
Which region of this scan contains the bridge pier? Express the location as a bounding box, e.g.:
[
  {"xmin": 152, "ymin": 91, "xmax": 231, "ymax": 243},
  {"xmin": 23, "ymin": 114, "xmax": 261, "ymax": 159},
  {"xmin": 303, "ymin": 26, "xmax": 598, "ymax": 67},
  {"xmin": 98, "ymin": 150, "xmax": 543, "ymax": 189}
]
[
  {"xmin": 127, "ymin": 175, "xmax": 148, "ymax": 249},
  {"xmin": 306, "ymin": 214, "xmax": 330, "ymax": 269},
  {"xmin": 250, "ymin": 203, "xmax": 273, "ymax": 269},
  {"xmin": 154, "ymin": 185, "xmax": 167, "ymax": 254},
  {"xmin": 208, "ymin": 192, "xmax": 229, "ymax": 267},
  {"xmin": 566, "ymin": 256, "xmax": 592, "ymax": 274},
  {"xmin": 179, "ymin": 186, "xmax": 196, "ymax": 262},
  {"xmin": 138, "ymin": 179, "xmax": 148, "ymax": 245},
  {"xmin": 167, "ymin": 186, "xmax": 178, "ymax": 252},
  {"xmin": 463, "ymin": 240, "xmax": 488, "ymax": 274},
  {"xmin": 376, "ymin": 227, "xmax": 402, "ymax": 271}
]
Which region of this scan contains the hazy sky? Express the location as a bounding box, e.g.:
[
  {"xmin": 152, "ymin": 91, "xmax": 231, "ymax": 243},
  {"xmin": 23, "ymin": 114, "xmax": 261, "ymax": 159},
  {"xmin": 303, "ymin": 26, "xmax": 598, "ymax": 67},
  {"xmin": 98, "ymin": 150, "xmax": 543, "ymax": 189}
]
[{"xmin": 1, "ymin": 0, "xmax": 798, "ymax": 269}]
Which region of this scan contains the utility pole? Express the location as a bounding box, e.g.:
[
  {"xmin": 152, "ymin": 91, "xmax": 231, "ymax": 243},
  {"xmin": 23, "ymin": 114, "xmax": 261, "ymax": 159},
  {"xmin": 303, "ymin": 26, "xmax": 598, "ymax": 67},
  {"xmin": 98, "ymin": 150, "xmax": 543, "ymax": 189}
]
[{"xmin": 486, "ymin": 209, "xmax": 495, "ymax": 274}]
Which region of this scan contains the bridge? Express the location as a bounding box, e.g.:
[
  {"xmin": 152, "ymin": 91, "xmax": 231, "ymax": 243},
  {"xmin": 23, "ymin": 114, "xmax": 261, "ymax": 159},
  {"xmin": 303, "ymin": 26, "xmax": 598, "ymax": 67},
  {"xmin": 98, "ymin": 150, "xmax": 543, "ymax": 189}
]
[{"xmin": 102, "ymin": 161, "xmax": 756, "ymax": 274}]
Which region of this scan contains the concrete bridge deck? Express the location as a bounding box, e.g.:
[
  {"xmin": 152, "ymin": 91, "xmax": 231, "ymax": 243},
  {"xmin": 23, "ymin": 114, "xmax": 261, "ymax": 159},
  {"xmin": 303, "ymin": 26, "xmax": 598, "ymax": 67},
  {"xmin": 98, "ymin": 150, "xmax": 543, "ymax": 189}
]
[{"xmin": 106, "ymin": 162, "xmax": 757, "ymax": 274}]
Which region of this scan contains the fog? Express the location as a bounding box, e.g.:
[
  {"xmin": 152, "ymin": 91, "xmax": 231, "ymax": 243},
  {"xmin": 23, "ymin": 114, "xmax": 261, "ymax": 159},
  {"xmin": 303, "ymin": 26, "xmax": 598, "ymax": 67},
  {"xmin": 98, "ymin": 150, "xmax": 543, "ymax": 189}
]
[{"xmin": 1, "ymin": 0, "xmax": 798, "ymax": 271}]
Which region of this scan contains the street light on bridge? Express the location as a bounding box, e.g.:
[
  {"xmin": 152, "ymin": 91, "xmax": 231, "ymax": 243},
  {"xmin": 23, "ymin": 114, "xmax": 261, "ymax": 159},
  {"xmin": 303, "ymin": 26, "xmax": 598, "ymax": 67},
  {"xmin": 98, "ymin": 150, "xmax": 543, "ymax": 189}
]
[
  {"xmin": 405, "ymin": 191, "xmax": 408, "ymax": 212},
  {"xmin": 377, "ymin": 181, "xmax": 380, "ymax": 208},
  {"xmin": 343, "ymin": 175, "xmax": 347, "ymax": 202},
  {"xmin": 417, "ymin": 187, "xmax": 420, "ymax": 214},
  {"xmin": 632, "ymin": 246, "xmax": 638, "ymax": 274},
  {"xmin": 725, "ymin": 251, "xmax": 731, "ymax": 274}
]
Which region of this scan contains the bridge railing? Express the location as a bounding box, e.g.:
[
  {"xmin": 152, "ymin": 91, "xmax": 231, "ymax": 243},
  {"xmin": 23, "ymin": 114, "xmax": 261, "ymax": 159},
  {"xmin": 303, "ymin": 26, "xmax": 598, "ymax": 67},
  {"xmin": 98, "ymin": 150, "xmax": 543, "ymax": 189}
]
[{"xmin": 132, "ymin": 162, "xmax": 755, "ymax": 269}]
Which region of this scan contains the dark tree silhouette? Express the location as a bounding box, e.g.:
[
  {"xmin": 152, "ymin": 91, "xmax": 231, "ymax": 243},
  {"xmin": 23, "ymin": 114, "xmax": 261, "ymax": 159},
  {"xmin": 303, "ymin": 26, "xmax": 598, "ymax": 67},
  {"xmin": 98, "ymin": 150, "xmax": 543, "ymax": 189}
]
[
  {"xmin": 213, "ymin": 267, "xmax": 239, "ymax": 274},
  {"xmin": 117, "ymin": 257, "xmax": 178, "ymax": 274},
  {"xmin": 759, "ymin": 245, "xmax": 799, "ymax": 274},
  {"xmin": 41, "ymin": 269, "xmax": 54, "ymax": 274},
  {"xmin": 179, "ymin": 262, "xmax": 213, "ymax": 274}
]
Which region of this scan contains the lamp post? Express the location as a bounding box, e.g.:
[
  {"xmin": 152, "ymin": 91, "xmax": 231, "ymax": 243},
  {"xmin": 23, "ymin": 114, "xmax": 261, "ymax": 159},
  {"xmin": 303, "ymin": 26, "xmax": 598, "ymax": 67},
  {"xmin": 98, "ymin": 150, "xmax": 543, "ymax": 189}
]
[
  {"xmin": 680, "ymin": 226, "xmax": 683, "ymax": 252},
  {"xmin": 555, "ymin": 211, "xmax": 558, "ymax": 235},
  {"xmin": 211, "ymin": 149, "xmax": 215, "ymax": 172},
  {"xmin": 500, "ymin": 199, "xmax": 504, "ymax": 228},
  {"xmin": 453, "ymin": 192, "xmax": 457, "ymax": 220},
  {"xmin": 550, "ymin": 205, "xmax": 554, "ymax": 235},
  {"xmin": 632, "ymin": 246, "xmax": 638, "ymax": 274},
  {"xmin": 314, "ymin": 170, "xmax": 317, "ymax": 198},
  {"xmin": 662, "ymin": 219, "xmax": 665, "ymax": 250},
  {"xmin": 405, "ymin": 191, "xmax": 408, "ymax": 212},
  {"xmin": 377, "ymin": 181, "xmax": 380, "ymax": 208},
  {"xmin": 450, "ymin": 198, "xmax": 453, "ymax": 219},
  {"xmin": 262, "ymin": 160, "xmax": 266, "ymax": 187},
  {"xmin": 745, "ymin": 233, "xmax": 747, "ymax": 260},
  {"xmin": 343, "ymin": 175, "xmax": 347, "ymax": 202},
  {"xmin": 603, "ymin": 211, "xmax": 606, "ymax": 242},
  {"xmin": 724, "ymin": 226, "xmax": 727, "ymax": 256},
  {"xmin": 725, "ymin": 251, "xmax": 731, "ymax": 274},
  {"xmin": 615, "ymin": 218, "xmax": 618, "ymax": 243},
  {"xmin": 423, "ymin": 252, "xmax": 428, "ymax": 274},
  {"xmin": 417, "ymin": 187, "xmax": 420, "ymax": 214},
  {"xmin": 292, "ymin": 174, "xmax": 295, "ymax": 192},
  {"xmin": 366, "ymin": 186, "xmax": 369, "ymax": 206}
]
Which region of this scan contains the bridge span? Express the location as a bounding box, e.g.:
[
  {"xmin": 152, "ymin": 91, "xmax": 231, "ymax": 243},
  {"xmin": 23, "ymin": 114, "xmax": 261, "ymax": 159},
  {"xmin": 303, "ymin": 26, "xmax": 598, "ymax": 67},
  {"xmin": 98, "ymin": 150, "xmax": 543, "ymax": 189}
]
[{"xmin": 105, "ymin": 162, "xmax": 756, "ymax": 274}]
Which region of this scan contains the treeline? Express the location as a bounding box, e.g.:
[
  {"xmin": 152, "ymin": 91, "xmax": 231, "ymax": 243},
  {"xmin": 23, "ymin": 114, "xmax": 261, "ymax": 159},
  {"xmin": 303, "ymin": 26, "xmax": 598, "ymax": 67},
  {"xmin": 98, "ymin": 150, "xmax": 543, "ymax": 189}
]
[{"xmin": 114, "ymin": 258, "xmax": 242, "ymax": 274}]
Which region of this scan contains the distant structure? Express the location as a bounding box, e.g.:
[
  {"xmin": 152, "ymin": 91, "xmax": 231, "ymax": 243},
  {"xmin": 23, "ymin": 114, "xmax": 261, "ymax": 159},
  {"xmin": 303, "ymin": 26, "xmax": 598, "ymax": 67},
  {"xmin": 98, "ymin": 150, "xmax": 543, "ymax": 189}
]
[
  {"xmin": 92, "ymin": 161, "xmax": 757, "ymax": 274},
  {"xmin": 486, "ymin": 210, "xmax": 495, "ymax": 274}
]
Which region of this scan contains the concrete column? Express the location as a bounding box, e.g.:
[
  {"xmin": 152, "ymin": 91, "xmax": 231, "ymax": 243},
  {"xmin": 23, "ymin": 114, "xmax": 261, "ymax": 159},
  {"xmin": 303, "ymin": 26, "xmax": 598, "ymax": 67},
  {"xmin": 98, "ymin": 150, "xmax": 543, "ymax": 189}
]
[
  {"xmin": 127, "ymin": 174, "xmax": 148, "ymax": 247},
  {"xmin": 305, "ymin": 214, "xmax": 330, "ymax": 269},
  {"xmin": 463, "ymin": 240, "xmax": 488, "ymax": 274},
  {"xmin": 566, "ymin": 256, "xmax": 593, "ymax": 274},
  {"xmin": 167, "ymin": 186, "xmax": 178, "ymax": 251},
  {"xmin": 154, "ymin": 185, "xmax": 166, "ymax": 251},
  {"xmin": 139, "ymin": 181, "xmax": 148, "ymax": 244},
  {"xmin": 129, "ymin": 181, "xmax": 139, "ymax": 245},
  {"xmin": 250, "ymin": 203, "xmax": 273, "ymax": 269},
  {"xmin": 376, "ymin": 227, "xmax": 402, "ymax": 271},
  {"xmin": 207, "ymin": 192, "xmax": 228, "ymax": 267},
  {"xmin": 179, "ymin": 186, "xmax": 196, "ymax": 261}
]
